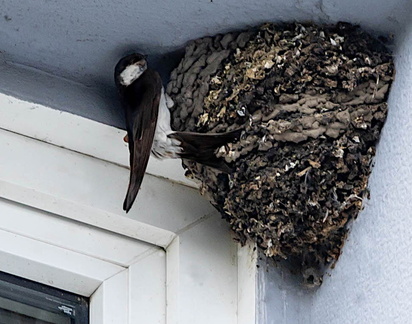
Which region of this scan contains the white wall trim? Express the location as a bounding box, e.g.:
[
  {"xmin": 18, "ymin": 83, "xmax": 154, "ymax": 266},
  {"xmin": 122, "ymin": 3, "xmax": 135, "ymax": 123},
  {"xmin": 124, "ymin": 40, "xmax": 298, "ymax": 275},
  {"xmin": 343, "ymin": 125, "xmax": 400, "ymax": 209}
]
[
  {"xmin": 0, "ymin": 195, "xmax": 166, "ymax": 323},
  {"xmin": 166, "ymin": 236, "xmax": 180, "ymax": 324},
  {"xmin": 237, "ymin": 242, "xmax": 258, "ymax": 324},
  {"xmin": 0, "ymin": 228, "xmax": 125, "ymax": 297},
  {"xmin": 90, "ymin": 268, "xmax": 129, "ymax": 324},
  {"xmin": 0, "ymin": 93, "xmax": 258, "ymax": 324},
  {"xmin": 0, "ymin": 92, "xmax": 194, "ymax": 187},
  {"xmin": 0, "ymin": 179, "xmax": 175, "ymax": 248}
]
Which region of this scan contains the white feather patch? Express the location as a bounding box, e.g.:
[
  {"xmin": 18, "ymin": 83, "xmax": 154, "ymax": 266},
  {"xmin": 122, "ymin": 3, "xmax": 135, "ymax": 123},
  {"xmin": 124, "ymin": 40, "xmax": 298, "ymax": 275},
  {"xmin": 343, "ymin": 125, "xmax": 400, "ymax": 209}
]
[
  {"xmin": 152, "ymin": 89, "xmax": 181, "ymax": 158},
  {"xmin": 120, "ymin": 64, "xmax": 145, "ymax": 86}
]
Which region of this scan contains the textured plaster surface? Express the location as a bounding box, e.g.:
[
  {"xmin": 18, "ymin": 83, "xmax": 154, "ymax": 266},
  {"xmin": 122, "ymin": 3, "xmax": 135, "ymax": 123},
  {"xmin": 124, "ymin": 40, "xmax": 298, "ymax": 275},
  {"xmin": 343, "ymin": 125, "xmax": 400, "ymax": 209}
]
[
  {"xmin": 258, "ymin": 13, "xmax": 412, "ymax": 324},
  {"xmin": 0, "ymin": 0, "xmax": 409, "ymax": 127}
]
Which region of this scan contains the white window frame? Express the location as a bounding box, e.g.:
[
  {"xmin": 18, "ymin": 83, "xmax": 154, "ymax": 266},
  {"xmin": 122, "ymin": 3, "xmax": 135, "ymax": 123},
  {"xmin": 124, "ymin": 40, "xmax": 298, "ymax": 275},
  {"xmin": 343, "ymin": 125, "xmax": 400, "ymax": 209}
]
[{"xmin": 0, "ymin": 93, "xmax": 257, "ymax": 324}]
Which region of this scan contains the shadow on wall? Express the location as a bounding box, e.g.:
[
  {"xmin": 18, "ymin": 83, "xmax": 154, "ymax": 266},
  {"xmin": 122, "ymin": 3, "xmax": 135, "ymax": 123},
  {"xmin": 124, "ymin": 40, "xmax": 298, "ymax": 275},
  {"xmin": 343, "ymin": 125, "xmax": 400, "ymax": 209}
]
[
  {"xmin": 0, "ymin": 47, "xmax": 186, "ymax": 129},
  {"xmin": 0, "ymin": 0, "xmax": 409, "ymax": 128}
]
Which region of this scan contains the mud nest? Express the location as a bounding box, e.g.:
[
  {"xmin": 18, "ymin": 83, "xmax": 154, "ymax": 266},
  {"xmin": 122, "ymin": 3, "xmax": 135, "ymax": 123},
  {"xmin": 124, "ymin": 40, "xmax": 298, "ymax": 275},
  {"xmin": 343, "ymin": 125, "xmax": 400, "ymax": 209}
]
[{"xmin": 166, "ymin": 22, "xmax": 394, "ymax": 286}]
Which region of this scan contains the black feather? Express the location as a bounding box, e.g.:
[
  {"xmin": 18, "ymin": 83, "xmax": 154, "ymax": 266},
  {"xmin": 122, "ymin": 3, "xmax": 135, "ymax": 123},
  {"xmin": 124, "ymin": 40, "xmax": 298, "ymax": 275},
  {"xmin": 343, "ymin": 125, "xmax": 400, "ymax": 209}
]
[
  {"xmin": 115, "ymin": 65, "xmax": 162, "ymax": 212},
  {"xmin": 168, "ymin": 129, "xmax": 242, "ymax": 173}
]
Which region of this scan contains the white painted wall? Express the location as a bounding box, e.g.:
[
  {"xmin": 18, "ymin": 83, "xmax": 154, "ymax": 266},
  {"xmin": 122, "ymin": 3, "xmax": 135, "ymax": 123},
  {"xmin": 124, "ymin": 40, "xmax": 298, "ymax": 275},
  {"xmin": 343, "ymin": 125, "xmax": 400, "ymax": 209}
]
[
  {"xmin": 0, "ymin": 0, "xmax": 406, "ymax": 85},
  {"xmin": 0, "ymin": 0, "xmax": 409, "ymax": 127},
  {"xmin": 258, "ymin": 16, "xmax": 412, "ymax": 324}
]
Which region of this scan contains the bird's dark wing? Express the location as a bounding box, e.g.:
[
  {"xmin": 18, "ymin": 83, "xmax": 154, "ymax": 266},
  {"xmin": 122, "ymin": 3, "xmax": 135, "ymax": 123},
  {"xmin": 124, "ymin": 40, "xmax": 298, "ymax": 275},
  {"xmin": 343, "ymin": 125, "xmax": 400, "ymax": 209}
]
[
  {"xmin": 168, "ymin": 129, "xmax": 242, "ymax": 173},
  {"xmin": 122, "ymin": 69, "xmax": 161, "ymax": 212}
]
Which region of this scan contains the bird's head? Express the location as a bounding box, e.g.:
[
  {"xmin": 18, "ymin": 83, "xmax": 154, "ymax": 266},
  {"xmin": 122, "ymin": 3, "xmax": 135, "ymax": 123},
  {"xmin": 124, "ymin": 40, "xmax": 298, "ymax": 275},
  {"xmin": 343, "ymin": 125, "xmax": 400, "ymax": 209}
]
[{"xmin": 115, "ymin": 53, "xmax": 148, "ymax": 87}]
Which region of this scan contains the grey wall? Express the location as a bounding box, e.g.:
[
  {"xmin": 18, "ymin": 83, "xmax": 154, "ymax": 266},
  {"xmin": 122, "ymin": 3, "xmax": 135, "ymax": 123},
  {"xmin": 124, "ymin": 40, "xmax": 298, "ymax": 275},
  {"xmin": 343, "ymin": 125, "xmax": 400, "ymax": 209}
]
[
  {"xmin": 258, "ymin": 9, "xmax": 412, "ymax": 323},
  {"xmin": 0, "ymin": 0, "xmax": 409, "ymax": 128}
]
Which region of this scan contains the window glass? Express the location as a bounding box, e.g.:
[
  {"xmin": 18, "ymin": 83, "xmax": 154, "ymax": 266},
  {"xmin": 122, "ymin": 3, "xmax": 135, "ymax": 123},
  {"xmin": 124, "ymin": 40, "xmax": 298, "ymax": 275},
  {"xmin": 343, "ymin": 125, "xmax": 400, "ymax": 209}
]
[{"xmin": 0, "ymin": 272, "xmax": 88, "ymax": 324}]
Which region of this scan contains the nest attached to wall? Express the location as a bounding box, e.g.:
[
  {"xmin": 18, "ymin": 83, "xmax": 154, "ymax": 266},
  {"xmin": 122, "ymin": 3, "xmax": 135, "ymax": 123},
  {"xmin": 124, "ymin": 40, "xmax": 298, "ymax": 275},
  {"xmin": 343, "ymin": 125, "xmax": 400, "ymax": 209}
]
[{"xmin": 166, "ymin": 22, "xmax": 394, "ymax": 286}]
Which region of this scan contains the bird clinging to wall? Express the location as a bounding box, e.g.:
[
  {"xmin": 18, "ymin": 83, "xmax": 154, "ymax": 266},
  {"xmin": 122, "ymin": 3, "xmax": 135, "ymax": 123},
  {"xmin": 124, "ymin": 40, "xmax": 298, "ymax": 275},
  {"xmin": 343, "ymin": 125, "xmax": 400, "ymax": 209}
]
[{"xmin": 114, "ymin": 53, "xmax": 242, "ymax": 212}]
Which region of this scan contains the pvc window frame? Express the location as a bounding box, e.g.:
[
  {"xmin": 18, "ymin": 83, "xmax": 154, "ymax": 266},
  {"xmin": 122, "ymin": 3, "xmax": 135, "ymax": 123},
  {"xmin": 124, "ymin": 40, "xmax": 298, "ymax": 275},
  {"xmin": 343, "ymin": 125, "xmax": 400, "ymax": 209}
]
[{"xmin": 0, "ymin": 93, "xmax": 257, "ymax": 324}]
